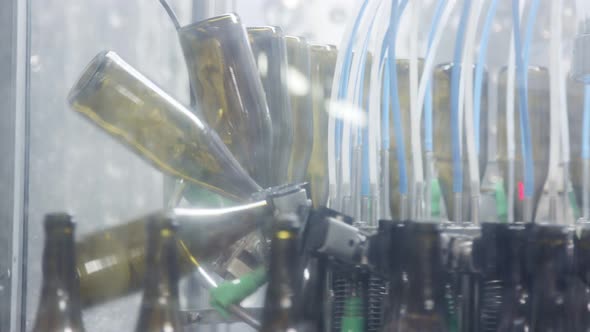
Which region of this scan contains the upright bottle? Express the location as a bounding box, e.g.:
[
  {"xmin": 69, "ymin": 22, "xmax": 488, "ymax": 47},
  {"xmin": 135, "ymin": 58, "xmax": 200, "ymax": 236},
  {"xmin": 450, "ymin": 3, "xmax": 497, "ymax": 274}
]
[
  {"xmin": 134, "ymin": 212, "xmax": 182, "ymax": 332},
  {"xmin": 32, "ymin": 213, "xmax": 85, "ymax": 332},
  {"xmin": 261, "ymin": 214, "xmax": 312, "ymax": 332},
  {"xmin": 382, "ymin": 222, "xmax": 449, "ymax": 332},
  {"xmin": 527, "ymin": 224, "xmax": 573, "ymax": 332},
  {"xmin": 478, "ymin": 222, "xmax": 531, "ymax": 332}
]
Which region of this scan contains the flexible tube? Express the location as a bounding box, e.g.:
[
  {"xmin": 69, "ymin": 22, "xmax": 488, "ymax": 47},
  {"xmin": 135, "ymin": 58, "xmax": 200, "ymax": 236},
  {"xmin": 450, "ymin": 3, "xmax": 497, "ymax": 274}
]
[
  {"xmin": 423, "ymin": 0, "xmax": 447, "ymax": 219},
  {"xmin": 505, "ymin": 0, "xmax": 526, "ymax": 222},
  {"xmin": 424, "ymin": 0, "xmax": 447, "ymax": 154},
  {"xmin": 388, "ymin": 0, "xmax": 410, "ymax": 220},
  {"xmin": 417, "ymin": 0, "xmax": 459, "ymax": 146},
  {"xmin": 584, "ymin": 86, "xmax": 590, "ymax": 219},
  {"xmin": 408, "ymin": 0, "xmax": 424, "ymax": 219},
  {"xmin": 461, "ymin": 0, "xmax": 485, "ymax": 224},
  {"xmin": 341, "ymin": 0, "xmax": 382, "ymax": 217},
  {"xmin": 327, "ymin": 0, "xmax": 370, "ymax": 209},
  {"xmin": 512, "ymin": 0, "xmax": 535, "ymax": 222},
  {"xmin": 367, "ymin": 0, "xmax": 392, "ymax": 221},
  {"xmin": 449, "ymin": 0, "xmax": 472, "ymax": 222},
  {"xmin": 473, "ymin": 0, "xmax": 498, "ymax": 156},
  {"xmin": 415, "ymin": 0, "xmax": 459, "ymax": 219}
]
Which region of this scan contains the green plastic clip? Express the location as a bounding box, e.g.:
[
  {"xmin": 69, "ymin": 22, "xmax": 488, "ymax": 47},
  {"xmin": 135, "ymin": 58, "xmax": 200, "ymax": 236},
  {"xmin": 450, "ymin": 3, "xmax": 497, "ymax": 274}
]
[
  {"xmin": 494, "ymin": 180, "xmax": 508, "ymax": 223},
  {"xmin": 209, "ymin": 267, "xmax": 267, "ymax": 319},
  {"xmin": 340, "ymin": 296, "xmax": 365, "ymax": 332},
  {"xmin": 431, "ymin": 178, "xmax": 442, "ymax": 218}
]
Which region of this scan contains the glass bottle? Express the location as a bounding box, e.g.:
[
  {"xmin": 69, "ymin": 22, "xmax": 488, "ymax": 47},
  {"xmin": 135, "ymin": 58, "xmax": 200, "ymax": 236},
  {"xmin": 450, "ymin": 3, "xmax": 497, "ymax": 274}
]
[
  {"xmin": 32, "ymin": 213, "xmax": 85, "ymax": 332},
  {"xmin": 306, "ymin": 44, "xmax": 337, "ymax": 207},
  {"xmin": 261, "ymin": 214, "xmax": 309, "ymax": 332},
  {"xmin": 248, "ymin": 26, "xmax": 293, "ymax": 187},
  {"xmin": 76, "ymin": 200, "xmax": 271, "ymax": 307},
  {"xmin": 382, "ymin": 222, "xmax": 449, "ymax": 332},
  {"xmin": 177, "ymin": 14, "xmax": 273, "ymax": 186},
  {"xmin": 68, "ymin": 50, "xmax": 261, "ymax": 201},
  {"xmin": 573, "ymin": 223, "xmax": 590, "ymax": 331},
  {"xmin": 478, "ymin": 222, "xmax": 531, "ymax": 332},
  {"xmin": 496, "ymin": 66, "xmax": 550, "ymax": 222},
  {"xmin": 527, "ymin": 224, "xmax": 573, "ymax": 332},
  {"xmin": 134, "ymin": 212, "xmax": 181, "ymax": 332},
  {"xmin": 285, "ymin": 36, "xmax": 314, "ymax": 184}
]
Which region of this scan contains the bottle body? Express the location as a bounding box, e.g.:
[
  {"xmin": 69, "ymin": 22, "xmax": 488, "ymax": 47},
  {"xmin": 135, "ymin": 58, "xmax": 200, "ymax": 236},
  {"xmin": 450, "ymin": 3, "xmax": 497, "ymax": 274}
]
[
  {"xmin": 76, "ymin": 200, "xmax": 270, "ymax": 306},
  {"xmin": 32, "ymin": 213, "xmax": 85, "ymax": 332},
  {"xmin": 68, "ymin": 50, "xmax": 260, "ymax": 201}
]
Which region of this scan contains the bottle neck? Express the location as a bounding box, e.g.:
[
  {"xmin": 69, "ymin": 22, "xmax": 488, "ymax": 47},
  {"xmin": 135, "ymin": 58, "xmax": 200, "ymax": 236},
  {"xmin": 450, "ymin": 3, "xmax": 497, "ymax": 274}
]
[
  {"xmin": 40, "ymin": 231, "xmax": 80, "ymax": 303},
  {"xmin": 141, "ymin": 228, "xmax": 180, "ymax": 306},
  {"xmin": 402, "ymin": 229, "xmax": 446, "ymax": 315},
  {"xmin": 34, "ymin": 226, "xmax": 85, "ymax": 332},
  {"xmin": 262, "ymin": 228, "xmax": 302, "ymax": 331}
]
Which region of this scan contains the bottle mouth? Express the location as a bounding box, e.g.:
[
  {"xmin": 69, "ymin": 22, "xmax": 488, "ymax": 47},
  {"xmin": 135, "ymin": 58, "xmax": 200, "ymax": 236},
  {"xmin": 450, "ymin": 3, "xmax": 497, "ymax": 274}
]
[
  {"xmin": 177, "ymin": 13, "xmax": 241, "ymax": 34},
  {"xmin": 44, "ymin": 213, "xmax": 75, "ymax": 232},
  {"xmin": 67, "ymin": 50, "xmax": 112, "ymax": 106}
]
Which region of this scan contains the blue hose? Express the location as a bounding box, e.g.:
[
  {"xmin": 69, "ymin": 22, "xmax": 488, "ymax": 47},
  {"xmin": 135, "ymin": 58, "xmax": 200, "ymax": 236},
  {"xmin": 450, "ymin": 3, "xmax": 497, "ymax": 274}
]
[
  {"xmin": 450, "ymin": 0, "xmax": 472, "ymax": 193},
  {"xmin": 424, "ymin": 0, "xmax": 447, "ymax": 153},
  {"xmin": 382, "ymin": 61, "xmax": 391, "ymax": 150},
  {"xmin": 358, "ymin": 18, "xmax": 376, "ymax": 196},
  {"xmin": 335, "ymin": 0, "xmax": 370, "ymax": 161},
  {"xmin": 512, "ymin": 0, "xmax": 534, "ymax": 198},
  {"xmin": 473, "ymin": 0, "xmax": 498, "ymax": 155},
  {"xmin": 387, "ymin": 0, "xmax": 408, "ymax": 195},
  {"xmin": 583, "ymin": 85, "xmax": 590, "ymax": 160}
]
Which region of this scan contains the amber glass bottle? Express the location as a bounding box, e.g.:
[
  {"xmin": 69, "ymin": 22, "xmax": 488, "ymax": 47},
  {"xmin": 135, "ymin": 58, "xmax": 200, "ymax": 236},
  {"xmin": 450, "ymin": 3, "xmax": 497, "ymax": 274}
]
[{"xmin": 32, "ymin": 213, "xmax": 86, "ymax": 332}]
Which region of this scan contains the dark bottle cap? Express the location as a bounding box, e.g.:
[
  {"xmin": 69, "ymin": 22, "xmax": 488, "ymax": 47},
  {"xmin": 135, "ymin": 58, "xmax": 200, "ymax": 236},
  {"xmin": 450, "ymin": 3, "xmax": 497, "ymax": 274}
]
[
  {"xmin": 146, "ymin": 210, "xmax": 178, "ymax": 233},
  {"xmin": 44, "ymin": 213, "xmax": 75, "ymax": 232}
]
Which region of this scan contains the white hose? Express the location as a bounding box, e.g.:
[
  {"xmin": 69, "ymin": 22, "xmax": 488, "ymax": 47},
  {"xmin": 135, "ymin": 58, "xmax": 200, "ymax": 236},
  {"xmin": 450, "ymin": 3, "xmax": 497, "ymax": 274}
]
[
  {"xmin": 416, "ymin": 0, "xmax": 459, "ymax": 131},
  {"xmin": 327, "ymin": 0, "xmax": 370, "ymax": 209},
  {"xmin": 505, "ymin": 0, "xmax": 526, "ymax": 223},
  {"xmin": 409, "ymin": 0, "xmax": 423, "ymax": 219},
  {"xmin": 368, "ymin": 0, "xmax": 392, "ymax": 220},
  {"xmin": 460, "ymin": 0, "xmax": 485, "ymax": 224},
  {"xmin": 549, "ymin": 0, "xmax": 563, "ymax": 222}
]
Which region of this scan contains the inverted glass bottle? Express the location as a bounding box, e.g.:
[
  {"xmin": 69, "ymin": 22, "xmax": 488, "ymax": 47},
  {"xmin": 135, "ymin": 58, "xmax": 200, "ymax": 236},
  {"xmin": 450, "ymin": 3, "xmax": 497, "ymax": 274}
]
[
  {"xmin": 307, "ymin": 44, "xmax": 338, "ymax": 207},
  {"xmin": 177, "ymin": 14, "xmax": 273, "ymax": 187},
  {"xmin": 68, "ymin": 51, "xmax": 260, "ymax": 201},
  {"xmin": 285, "ymin": 36, "xmax": 314, "ymax": 184},
  {"xmin": 247, "ymin": 26, "xmax": 293, "ymax": 187}
]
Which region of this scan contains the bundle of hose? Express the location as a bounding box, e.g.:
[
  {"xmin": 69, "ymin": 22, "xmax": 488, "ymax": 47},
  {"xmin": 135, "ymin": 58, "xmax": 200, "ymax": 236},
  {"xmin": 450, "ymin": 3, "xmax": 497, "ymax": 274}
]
[
  {"xmin": 408, "ymin": 0, "xmax": 425, "ymax": 219},
  {"xmin": 328, "ymin": 0, "xmax": 370, "ymax": 209},
  {"xmin": 548, "ymin": 0, "xmax": 563, "ymax": 222},
  {"xmin": 461, "ymin": 0, "xmax": 485, "ymax": 223},
  {"xmin": 505, "ymin": 0, "xmax": 526, "ymax": 222},
  {"xmin": 450, "ymin": 0, "xmax": 472, "ymax": 198},
  {"xmin": 511, "ymin": 0, "xmax": 535, "ymax": 221},
  {"xmin": 424, "ymin": 0, "xmax": 447, "ymax": 154}
]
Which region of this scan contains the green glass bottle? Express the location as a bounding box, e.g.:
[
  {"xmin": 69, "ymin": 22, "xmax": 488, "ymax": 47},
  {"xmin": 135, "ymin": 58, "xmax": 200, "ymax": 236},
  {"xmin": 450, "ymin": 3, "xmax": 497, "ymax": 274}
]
[
  {"xmin": 32, "ymin": 213, "xmax": 86, "ymax": 332},
  {"xmin": 178, "ymin": 14, "xmax": 274, "ymax": 186},
  {"xmin": 248, "ymin": 26, "xmax": 293, "ymax": 187},
  {"xmin": 68, "ymin": 50, "xmax": 261, "ymax": 202},
  {"xmin": 261, "ymin": 214, "xmax": 312, "ymax": 332},
  {"xmin": 76, "ymin": 200, "xmax": 271, "ymax": 307},
  {"xmin": 307, "ymin": 44, "xmax": 337, "ymax": 207},
  {"xmin": 134, "ymin": 212, "xmax": 181, "ymax": 332},
  {"xmin": 286, "ymin": 36, "xmax": 314, "ymax": 184}
]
